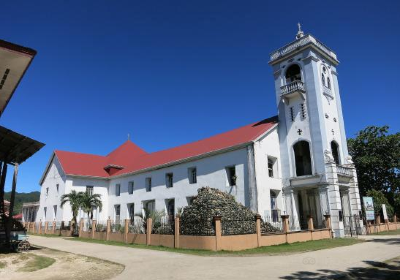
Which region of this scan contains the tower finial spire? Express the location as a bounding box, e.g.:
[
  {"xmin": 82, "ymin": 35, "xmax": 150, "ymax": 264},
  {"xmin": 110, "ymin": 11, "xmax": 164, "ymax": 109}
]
[
  {"xmin": 127, "ymin": 133, "xmax": 130, "ymax": 141},
  {"xmin": 296, "ymin": 22, "xmax": 304, "ymax": 39}
]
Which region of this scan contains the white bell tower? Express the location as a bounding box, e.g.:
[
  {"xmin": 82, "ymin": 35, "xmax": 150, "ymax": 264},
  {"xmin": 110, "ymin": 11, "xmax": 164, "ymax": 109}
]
[{"xmin": 269, "ymin": 25, "xmax": 362, "ymax": 237}]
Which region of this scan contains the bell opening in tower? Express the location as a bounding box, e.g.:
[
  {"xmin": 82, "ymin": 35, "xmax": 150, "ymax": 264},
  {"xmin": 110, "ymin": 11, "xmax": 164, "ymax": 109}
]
[{"xmin": 285, "ymin": 64, "xmax": 302, "ymax": 83}]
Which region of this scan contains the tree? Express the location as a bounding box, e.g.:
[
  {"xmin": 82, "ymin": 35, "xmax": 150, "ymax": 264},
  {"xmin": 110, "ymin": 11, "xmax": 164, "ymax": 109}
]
[
  {"xmin": 80, "ymin": 192, "xmax": 102, "ymax": 225},
  {"xmin": 60, "ymin": 190, "xmax": 83, "ymax": 235},
  {"xmin": 348, "ymin": 126, "xmax": 400, "ymax": 210}
]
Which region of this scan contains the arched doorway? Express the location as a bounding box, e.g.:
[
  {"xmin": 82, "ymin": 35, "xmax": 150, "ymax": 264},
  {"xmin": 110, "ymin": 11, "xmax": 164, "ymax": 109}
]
[{"xmin": 293, "ymin": 141, "xmax": 312, "ymax": 176}]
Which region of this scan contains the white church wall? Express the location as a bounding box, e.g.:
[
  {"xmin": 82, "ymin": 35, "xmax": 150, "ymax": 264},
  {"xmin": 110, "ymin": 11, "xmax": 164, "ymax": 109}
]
[
  {"xmin": 107, "ymin": 148, "xmax": 248, "ymax": 221},
  {"xmin": 36, "ymin": 156, "xmax": 66, "ymax": 223},
  {"xmin": 253, "ymin": 126, "xmax": 284, "ymax": 218},
  {"xmin": 68, "ymin": 176, "xmax": 110, "ymax": 222}
]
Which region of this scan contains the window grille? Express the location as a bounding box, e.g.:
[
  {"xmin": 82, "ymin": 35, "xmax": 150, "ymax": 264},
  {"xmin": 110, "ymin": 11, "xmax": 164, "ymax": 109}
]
[
  {"xmin": 86, "ymin": 186, "xmax": 93, "ymax": 196},
  {"xmin": 188, "ymin": 167, "xmax": 197, "ymax": 184}
]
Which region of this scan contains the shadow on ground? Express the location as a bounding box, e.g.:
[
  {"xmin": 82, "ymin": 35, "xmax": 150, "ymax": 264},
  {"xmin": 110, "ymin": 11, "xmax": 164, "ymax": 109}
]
[{"xmin": 281, "ymin": 259, "xmax": 400, "ymax": 279}]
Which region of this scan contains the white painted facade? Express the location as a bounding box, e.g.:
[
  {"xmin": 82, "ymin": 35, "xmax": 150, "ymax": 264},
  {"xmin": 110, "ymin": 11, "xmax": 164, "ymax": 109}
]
[
  {"xmin": 37, "ymin": 129, "xmax": 281, "ymax": 224},
  {"xmin": 37, "ymin": 30, "xmax": 363, "ymax": 237}
]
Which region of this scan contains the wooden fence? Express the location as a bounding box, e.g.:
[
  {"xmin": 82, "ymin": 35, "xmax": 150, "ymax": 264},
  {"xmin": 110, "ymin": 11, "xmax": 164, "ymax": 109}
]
[{"xmin": 26, "ymin": 215, "xmax": 334, "ymax": 251}]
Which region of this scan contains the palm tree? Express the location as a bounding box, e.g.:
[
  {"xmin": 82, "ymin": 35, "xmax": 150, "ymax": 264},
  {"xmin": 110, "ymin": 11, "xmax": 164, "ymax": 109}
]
[
  {"xmin": 60, "ymin": 190, "xmax": 83, "ymax": 235},
  {"xmin": 80, "ymin": 192, "xmax": 102, "ymax": 227},
  {"xmin": 135, "ymin": 208, "xmax": 165, "ymax": 233}
]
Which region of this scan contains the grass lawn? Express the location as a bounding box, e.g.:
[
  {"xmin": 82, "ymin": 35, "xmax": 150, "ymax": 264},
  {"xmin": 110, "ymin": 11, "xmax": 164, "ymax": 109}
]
[
  {"xmin": 29, "ymin": 233, "xmax": 63, "ymax": 238},
  {"xmin": 372, "ymin": 229, "xmax": 400, "ymax": 236},
  {"xmin": 65, "ymin": 236, "xmax": 363, "ymax": 256},
  {"xmin": 17, "ymin": 255, "xmax": 56, "ymax": 272}
]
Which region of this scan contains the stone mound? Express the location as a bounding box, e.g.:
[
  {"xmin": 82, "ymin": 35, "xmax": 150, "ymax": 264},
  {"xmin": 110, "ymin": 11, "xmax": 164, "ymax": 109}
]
[{"xmin": 180, "ymin": 187, "xmax": 279, "ymax": 235}]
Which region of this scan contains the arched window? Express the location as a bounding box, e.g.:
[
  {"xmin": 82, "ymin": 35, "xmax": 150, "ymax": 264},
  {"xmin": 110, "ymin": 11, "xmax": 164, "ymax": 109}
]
[
  {"xmin": 293, "ymin": 141, "xmax": 312, "ymax": 176},
  {"xmin": 285, "ymin": 64, "xmax": 302, "ymax": 83},
  {"xmin": 327, "ymin": 77, "xmax": 331, "ymax": 89},
  {"xmin": 321, "ymin": 73, "xmax": 326, "ymax": 87},
  {"xmin": 331, "ymin": 141, "xmax": 340, "ymax": 165}
]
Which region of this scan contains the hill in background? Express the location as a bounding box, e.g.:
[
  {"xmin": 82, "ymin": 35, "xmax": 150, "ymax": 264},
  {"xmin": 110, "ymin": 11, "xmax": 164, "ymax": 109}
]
[{"xmin": 4, "ymin": 191, "xmax": 40, "ymax": 215}]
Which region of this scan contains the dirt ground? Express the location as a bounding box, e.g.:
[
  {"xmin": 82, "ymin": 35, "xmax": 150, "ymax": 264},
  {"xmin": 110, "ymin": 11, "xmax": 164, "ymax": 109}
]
[{"xmin": 0, "ymin": 247, "xmax": 124, "ymax": 280}]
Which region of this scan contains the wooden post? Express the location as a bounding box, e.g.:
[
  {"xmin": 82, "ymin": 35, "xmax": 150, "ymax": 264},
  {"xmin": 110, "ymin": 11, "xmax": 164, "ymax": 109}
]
[
  {"xmin": 146, "ymin": 218, "xmax": 152, "ymax": 245},
  {"xmin": 393, "ymin": 214, "xmax": 397, "ymax": 223},
  {"xmin": 0, "ymin": 162, "xmax": 8, "ymax": 239},
  {"xmin": 91, "ymin": 220, "xmax": 96, "ymax": 239},
  {"xmin": 106, "ymin": 218, "xmax": 111, "ymax": 241},
  {"xmin": 124, "ymin": 219, "xmax": 129, "ymax": 243},
  {"xmin": 376, "ymin": 215, "xmax": 381, "ymax": 225},
  {"xmin": 174, "ymin": 217, "xmax": 180, "ymax": 249},
  {"xmin": 70, "ymin": 221, "xmax": 74, "ymax": 236},
  {"xmin": 255, "ymin": 214, "xmax": 261, "ymax": 248},
  {"xmin": 307, "ymin": 216, "xmax": 314, "ymax": 231},
  {"xmin": 324, "ymin": 214, "xmax": 331, "ymax": 229},
  {"xmin": 79, "ymin": 218, "xmax": 84, "ymax": 237},
  {"xmin": 324, "ymin": 214, "xmax": 332, "ymax": 238},
  {"xmin": 6, "ymin": 164, "xmax": 18, "ymax": 244},
  {"xmin": 281, "ymin": 215, "xmax": 289, "ymax": 233},
  {"xmin": 214, "ymin": 216, "xmax": 222, "ymax": 251},
  {"xmin": 53, "ymin": 221, "xmax": 56, "ymax": 234},
  {"xmin": 45, "ymin": 221, "xmax": 49, "ymax": 234}
]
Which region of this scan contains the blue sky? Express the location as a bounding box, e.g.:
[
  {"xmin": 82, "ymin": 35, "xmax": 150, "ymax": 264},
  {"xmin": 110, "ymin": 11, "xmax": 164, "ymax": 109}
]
[{"xmin": 1, "ymin": 0, "xmax": 399, "ymax": 193}]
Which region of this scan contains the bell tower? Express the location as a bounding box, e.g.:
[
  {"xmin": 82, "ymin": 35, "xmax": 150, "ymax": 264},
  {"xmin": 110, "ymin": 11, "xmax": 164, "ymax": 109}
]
[{"xmin": 269, "ymin": 25, "xmax": 362, "ymax": 236}]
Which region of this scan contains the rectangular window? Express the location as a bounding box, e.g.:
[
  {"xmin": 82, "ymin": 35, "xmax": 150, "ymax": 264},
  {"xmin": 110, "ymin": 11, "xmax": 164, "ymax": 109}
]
[
  {"xmin": 86, "ymin": 186, "xmax": 94, "ymax": 196},
  {"xmin": 268, "ymin": 157, "xmax": 277, "ymax": 178},
  {"xmin": 128, "ymin": 181, "xmax": 134, "ymax": 194},
  {"xmin": 115, "ymin": 205, "xmax": 121, "ymax": 224},
  {"xmin": 115, "ymin": 184, "xmax": 121, "ymax": 196},
  {"xmin": 145, "ymin": 178, "xmax": 152, "ymax": 192},
  {"xmin": 128, "ymin": 203, "xmax": 135, "ymax": 223},
  {"xmin": 188, "ymin": 167, "xmax": 197, "ymax": 184},
  {"xmin": 143, "ymin": 200, "xmax": 155, "ymax": 213},
  {"xmin": 226, "ymin": 166, "xmax": 237, "ymax": 186},
  {"xmin": 56, "ymin": 184, "xmax": 59, "ymax": 193},
  {"xmin": 166, "ymin": 173, "xmax": 173, "ymax": 188},
  {"xmin": 46, "ymin": 187, "xmax": 49, "ymax": 198},
  {"xmin": 44, "ymin": 207, "xmax": 47, "ymax": 219},
  {"xmin": 187, "ymin": 196, "xmax": 195, "ymax": 206},
  {"xmin": 53, "ymin": 205, "xmax": 57, "ymax": 219}
]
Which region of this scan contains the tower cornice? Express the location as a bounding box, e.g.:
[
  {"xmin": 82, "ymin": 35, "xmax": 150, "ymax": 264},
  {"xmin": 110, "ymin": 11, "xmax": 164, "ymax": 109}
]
[{"xmin": 269, "ymin": 34, "xmax": 339, "ymax": 66}]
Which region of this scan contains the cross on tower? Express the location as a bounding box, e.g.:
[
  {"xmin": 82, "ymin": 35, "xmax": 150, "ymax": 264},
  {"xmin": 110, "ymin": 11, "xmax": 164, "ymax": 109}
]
[{"xmin": 297, "ymin": 129, "xmax": 302, "ymax": 135}]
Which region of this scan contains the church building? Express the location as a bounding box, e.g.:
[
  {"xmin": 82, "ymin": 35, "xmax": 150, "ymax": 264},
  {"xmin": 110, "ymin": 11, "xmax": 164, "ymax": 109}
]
[{"xmin": 37, "ymin": 27, "xmax": 363, "ymax": 237}]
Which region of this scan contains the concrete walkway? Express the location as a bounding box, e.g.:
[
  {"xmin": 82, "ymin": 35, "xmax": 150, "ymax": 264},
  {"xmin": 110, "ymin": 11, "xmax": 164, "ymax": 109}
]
[{"xmin": 30, "ymin": 235, "xmax": 400, "ymax": 280}]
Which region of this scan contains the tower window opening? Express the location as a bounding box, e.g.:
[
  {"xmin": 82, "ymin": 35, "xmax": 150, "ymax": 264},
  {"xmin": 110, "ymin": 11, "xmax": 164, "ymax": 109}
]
[
  {"xmin": 285, "ymin": 64, "xmax": 302, "ymax": 83},
  {"xmin": 331, "ymin": 141, "xmax": 340, "ymax": 165},
  {"xmin": 293, "ymin": 141, "xmax": 312, "ymax": 176},
  {"xmin": 290, "ymin": 107, "xmax": 294, "ymax": 122},
  {"xmin": 327, "ymin": 77, "xmax": 331, "ymax": 89},
  {"xmin": 300, "ymin": 103, "xmax": 306, "ymax": 119},
  {"xmin": 322, "ymin": 73, "xmax": 326, "ymax": 87}
]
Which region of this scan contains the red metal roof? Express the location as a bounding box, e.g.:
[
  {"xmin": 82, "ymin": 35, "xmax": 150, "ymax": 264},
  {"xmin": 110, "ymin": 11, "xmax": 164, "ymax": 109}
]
[{"xmin": 53, "ymin": 116, "xmax": 277, "ymax": 179}]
